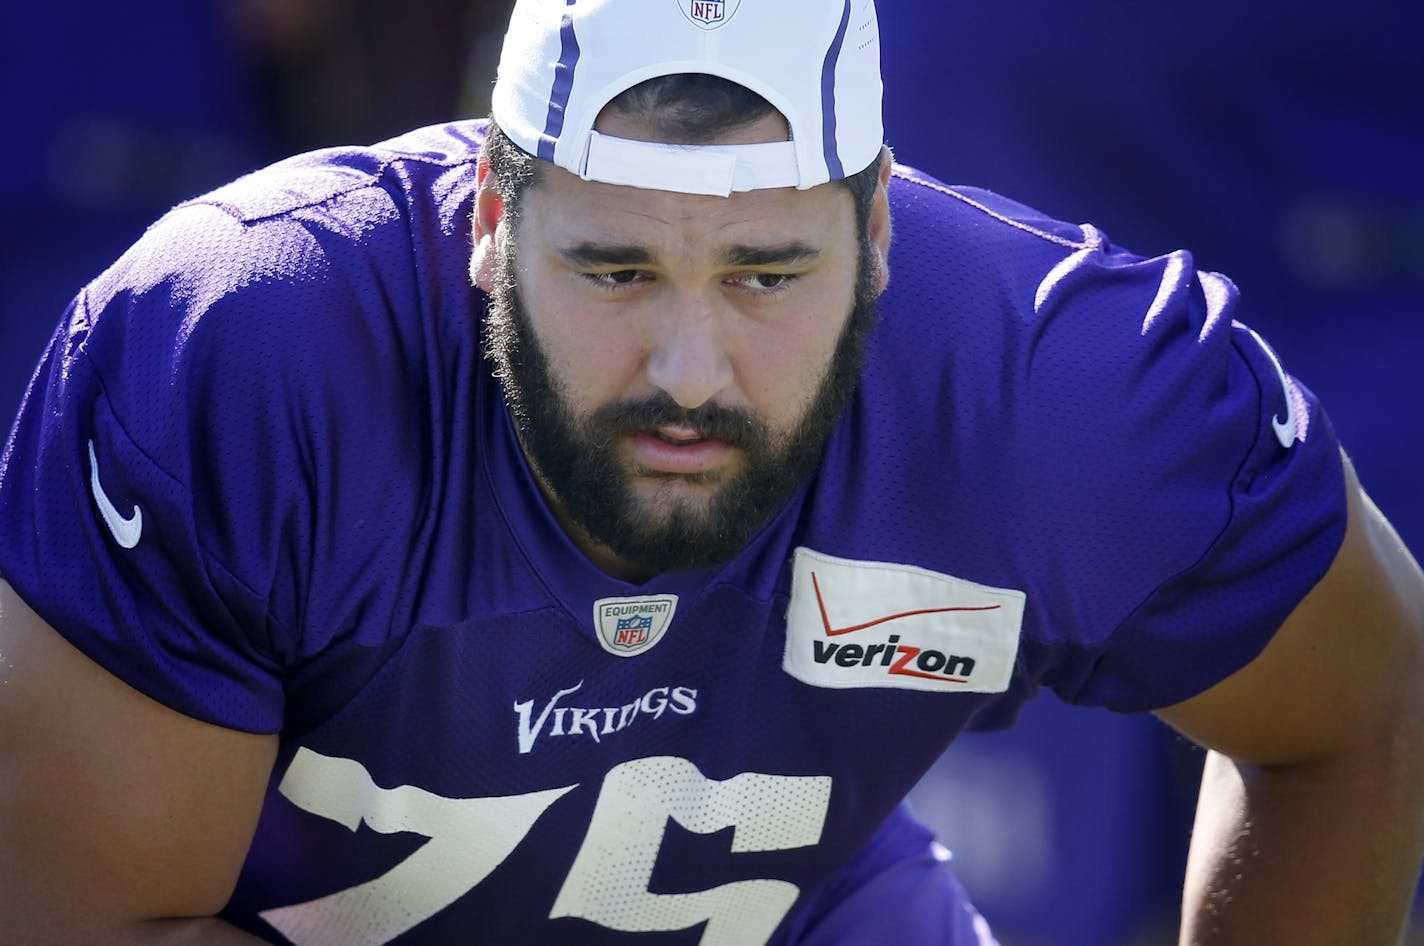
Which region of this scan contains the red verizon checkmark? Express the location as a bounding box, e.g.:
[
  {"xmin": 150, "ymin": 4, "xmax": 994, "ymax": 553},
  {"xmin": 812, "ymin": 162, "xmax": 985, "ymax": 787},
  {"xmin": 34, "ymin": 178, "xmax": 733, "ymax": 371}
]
[{"xmin": 811, "ymin": 571, "xmax": 1001, "ymax": 637}]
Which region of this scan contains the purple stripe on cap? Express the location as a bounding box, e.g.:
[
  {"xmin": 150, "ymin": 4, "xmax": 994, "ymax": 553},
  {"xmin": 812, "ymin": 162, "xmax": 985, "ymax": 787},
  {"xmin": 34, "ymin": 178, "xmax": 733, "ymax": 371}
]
[
  {"xmin": 818, "ymin": 0, "xmax": 853, "ymax": 180},
  {"xmin": 538, "ymin": 0, "xmax": 582, "ymax": 162}
]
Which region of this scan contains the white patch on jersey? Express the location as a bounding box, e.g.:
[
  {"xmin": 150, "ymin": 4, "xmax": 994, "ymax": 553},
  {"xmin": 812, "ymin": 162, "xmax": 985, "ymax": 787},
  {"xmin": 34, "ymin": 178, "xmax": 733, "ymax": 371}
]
[
  {"xmin": 593, "ymin": 594, "xmax": 678, "ymax": 657},
  {"xmin": 783, "ymin": 548, "xmax": 1024, "ymax": 694}
]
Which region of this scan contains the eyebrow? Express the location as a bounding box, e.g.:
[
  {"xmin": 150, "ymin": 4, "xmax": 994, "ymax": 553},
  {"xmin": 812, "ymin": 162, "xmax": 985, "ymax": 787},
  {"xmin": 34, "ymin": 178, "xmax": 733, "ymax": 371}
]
[
  {"xmin": 722, "ymin": 243, "xmax": 822, "ymax": 267},
  {"xmin": 557, "ymin": 241, "xmax": 823, "ymax": 270},
  {"xmin": 557, "ymin": 243, "xmax": 656, "ymax": 268}
]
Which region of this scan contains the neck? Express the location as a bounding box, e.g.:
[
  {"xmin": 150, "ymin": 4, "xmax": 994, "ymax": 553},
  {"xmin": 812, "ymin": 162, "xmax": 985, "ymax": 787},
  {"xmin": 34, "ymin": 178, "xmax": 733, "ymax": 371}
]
[{"xmin": 517, "ymin": 434, "xmax": 656, "ymax": 584}]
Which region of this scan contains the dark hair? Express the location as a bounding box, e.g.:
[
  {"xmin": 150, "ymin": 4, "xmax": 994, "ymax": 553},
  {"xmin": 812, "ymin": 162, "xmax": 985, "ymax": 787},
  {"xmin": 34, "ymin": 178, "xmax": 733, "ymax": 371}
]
[
  {"xmin": 483, "ymin": 73, "xmax": 885, "ymax": 237},
  {"xmin": 606, "ymin": 72, "xmax": 779, "ymax": 144}
]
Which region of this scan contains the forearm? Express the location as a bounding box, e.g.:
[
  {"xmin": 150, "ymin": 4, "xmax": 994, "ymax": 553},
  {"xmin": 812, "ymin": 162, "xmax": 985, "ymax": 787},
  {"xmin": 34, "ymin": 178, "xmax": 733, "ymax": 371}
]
[
  {"xmin": 0, "ymin": 915, "xmax": 273, "ymax": 946},
  {"xmin": 117, "ymin": 917, "xmax": 276, "ymax": 945},
  {"xmin": 1181, "ymin": 748, "xmax": 1424, "ymax": 946}
]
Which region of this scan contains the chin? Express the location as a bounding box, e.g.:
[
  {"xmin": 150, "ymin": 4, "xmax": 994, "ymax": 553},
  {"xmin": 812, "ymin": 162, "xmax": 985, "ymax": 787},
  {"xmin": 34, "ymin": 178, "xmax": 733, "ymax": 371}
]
[{"xmin": 629, "ymin": 479, "xmax": 723, "ymax": 520}]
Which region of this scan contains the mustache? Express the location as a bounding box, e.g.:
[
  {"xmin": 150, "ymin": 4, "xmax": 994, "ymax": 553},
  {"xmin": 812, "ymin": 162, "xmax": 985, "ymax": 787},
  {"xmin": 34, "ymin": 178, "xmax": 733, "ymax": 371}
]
[{"xmin": 587, "ymin": 392, "xmax": 769, "ymax": 450}]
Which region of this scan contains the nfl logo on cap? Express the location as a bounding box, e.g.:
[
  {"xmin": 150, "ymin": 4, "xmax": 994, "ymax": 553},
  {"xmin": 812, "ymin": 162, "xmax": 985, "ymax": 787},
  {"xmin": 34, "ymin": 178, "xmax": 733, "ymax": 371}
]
[{"xmin": 679, "ymin": 0, "xmax": 740, "ymax": 29}]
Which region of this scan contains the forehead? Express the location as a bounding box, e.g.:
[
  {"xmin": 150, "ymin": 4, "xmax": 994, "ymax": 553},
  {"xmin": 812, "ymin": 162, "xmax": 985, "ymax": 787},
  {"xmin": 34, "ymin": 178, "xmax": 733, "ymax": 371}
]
[
  {"xmin": 516, "ymin": 108, "xmax": 858, "ymax": 256},
  {"xmin": 519, "ymin": 166, "xmax": 857, "ymax": 260}
]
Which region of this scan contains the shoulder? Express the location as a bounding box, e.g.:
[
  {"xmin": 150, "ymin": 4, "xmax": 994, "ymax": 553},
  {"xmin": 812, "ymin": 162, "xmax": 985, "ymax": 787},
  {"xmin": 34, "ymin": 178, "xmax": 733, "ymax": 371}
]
[
  {"xmin": 185, "ymin": 120, "xmax": 489, "ymax": 227},
  {"xmin": 77, "ymin": 122, "xmax": 489, "ymax": 472},
  {"xmin": 47, "ymin": 122, "xmax": 493, "ymax": 642},
  {"xmin": 885, "ymin": 164, "xmax": 1087, "ymax": 263},
  {"xmin": 0, "ymin": 123, "xmax": 502, "ymax": 729},
  {"xmin": 819, "ymin": 168, "xmax": 1346, "ymax": 707},
  {"xmin": 873, "ymin": 162, "xmax": 1241, "ymax": 468},
  {"xmin": 875, "ymin": 162, "xmax": 1259, "ymax": 462}
]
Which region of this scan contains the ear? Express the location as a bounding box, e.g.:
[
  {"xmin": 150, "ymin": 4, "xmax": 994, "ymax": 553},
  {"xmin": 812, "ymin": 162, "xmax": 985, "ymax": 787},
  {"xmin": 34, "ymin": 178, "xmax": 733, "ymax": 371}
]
[
  {"xmin": 867, "ymin": 146, "xmax": 894, "ymax": 296},
  {"xmin": 470, "ymin": 151, "xmax": 505, "ymax": 293}
]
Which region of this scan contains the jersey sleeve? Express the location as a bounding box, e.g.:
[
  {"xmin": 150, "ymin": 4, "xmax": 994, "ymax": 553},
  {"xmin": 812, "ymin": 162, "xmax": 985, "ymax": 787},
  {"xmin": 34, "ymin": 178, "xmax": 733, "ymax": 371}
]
[
  {"xmin": 1016, "ymin": 234, "xmax": 1348, "ymax": 712},
  {"xmin": 0, "ymin": 186, "xmax": 434, "ymax": 732},
  {"xmin": 1066, "ymin": 329, "xmax": 1345, "ymax": 711}
]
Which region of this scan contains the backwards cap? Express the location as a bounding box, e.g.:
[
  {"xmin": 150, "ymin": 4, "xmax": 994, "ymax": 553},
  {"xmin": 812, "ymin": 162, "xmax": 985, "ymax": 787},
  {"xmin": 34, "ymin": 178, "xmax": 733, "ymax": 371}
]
[{"xmin": 491, "ymin": 0, "xmax": 883, "ymax": 197}]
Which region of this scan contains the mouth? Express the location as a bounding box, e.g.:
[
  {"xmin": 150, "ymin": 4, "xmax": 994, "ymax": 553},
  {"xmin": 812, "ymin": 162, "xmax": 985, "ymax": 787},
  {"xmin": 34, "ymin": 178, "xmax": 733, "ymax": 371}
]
[
  {"xmin": 651, "ymin": 424, "xmax": 707, "ymax": 446},
  {"xmin": 628, "ymin": 426, "xmax": 735, "ymax": 477}
]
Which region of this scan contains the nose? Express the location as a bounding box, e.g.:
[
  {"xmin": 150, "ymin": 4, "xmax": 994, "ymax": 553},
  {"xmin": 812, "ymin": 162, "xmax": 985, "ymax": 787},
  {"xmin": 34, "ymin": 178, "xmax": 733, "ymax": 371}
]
[{"xmin": 645, "ymin": 294, "xmax": 735, "ymax": 410}]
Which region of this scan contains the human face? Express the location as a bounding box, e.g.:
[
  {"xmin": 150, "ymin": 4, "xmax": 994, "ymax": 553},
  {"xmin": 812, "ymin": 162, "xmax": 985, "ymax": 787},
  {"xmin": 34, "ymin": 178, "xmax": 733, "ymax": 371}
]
[{"xmin": 474, "ymin": 113, "xmax": 889, "ymax": 579}]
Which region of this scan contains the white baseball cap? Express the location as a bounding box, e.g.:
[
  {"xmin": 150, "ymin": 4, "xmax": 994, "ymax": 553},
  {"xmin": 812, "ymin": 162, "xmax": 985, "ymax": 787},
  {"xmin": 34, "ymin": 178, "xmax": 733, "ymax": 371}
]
[{"xmin": 490, "ymin": 0, "xmax": 884, "ymax": 197}]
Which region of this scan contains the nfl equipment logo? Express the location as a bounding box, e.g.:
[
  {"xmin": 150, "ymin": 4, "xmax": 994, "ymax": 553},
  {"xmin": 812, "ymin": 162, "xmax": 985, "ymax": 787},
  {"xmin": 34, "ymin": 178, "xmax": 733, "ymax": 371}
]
[
  {"xmin": 594, "ymin": 594, "xmax": 679, "ymax": 657},
  {"xmin": 614, "ymin": 615, "xmax": 652, "ymax": 648},
  {"xmin": 690, "ymin": 1, "xmax": 724, "ymax": 23},
  {"xmin": 678, "ymin": 0, "xmax": 740, "ymax": 30}
]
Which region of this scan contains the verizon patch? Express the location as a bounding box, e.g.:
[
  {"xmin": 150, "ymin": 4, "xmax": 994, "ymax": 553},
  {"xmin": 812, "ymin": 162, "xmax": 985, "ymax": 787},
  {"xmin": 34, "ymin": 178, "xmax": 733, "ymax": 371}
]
[{"xmin": 783, "ymin": 548, "xmax": 1024, "ymax": 693}]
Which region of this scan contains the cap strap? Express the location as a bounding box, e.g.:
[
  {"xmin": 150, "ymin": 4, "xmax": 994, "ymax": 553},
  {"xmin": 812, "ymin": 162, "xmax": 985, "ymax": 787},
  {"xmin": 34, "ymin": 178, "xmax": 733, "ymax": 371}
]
[{"xmin": 581, "ymin": 130, "xmax": 801, "ymax": 196}]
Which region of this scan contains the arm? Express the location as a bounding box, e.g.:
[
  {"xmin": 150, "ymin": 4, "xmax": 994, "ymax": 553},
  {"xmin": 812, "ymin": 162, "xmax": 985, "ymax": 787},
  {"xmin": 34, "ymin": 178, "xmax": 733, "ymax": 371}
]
[
  {"xmin": 1158, "ymin": 453, "xmax": 1424, "ymax": 945},
  {"xmin": 0, "ymin": 579, "xmax": 279, "ymax": 945}
]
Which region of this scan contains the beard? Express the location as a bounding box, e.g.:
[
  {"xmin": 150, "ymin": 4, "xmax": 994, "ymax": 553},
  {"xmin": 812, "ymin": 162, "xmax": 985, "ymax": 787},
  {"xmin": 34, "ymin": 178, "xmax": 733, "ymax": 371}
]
[{"xmin": 482, "ymin": 232, "xmax": 880, "ymax": 576}]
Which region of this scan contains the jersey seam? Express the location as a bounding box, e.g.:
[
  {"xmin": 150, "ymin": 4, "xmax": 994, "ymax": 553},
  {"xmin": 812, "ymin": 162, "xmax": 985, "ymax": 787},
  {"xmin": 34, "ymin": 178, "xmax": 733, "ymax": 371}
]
[
  {"xmin": 82, "ymin": 337, "xmax": 289, "ymax": 658},
  {"xmin": 1077, "ymin": 340, "xmax": 1267, "ymax": 704},
  {"xmin": 185, "ymin": 177, "xmax": 385, "ymax": 225},
  {"xmin": 474, "ymin": 389, "xmax": 575, "ymax": 618},
  {"xmin": 891, "ymin": 167, "xmax": 1086, "ymax": 251},
  {"xmin": 185, "ymin": 149, "xmax": 479, "ymax": 226}
]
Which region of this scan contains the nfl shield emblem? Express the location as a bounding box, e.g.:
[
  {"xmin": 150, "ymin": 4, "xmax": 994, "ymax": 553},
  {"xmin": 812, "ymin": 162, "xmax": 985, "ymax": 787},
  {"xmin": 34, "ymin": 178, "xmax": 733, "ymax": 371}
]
[
  {"xmin": 593, "ymin": 594, "xmax": 679, "ymax": 657},
  {"xmin": 614, "ymin": 615, "xmax": 652, "ymax": 648},
  {"xmin": 678, "ymin": 0, "xmax": 741, "ymax": 30}
]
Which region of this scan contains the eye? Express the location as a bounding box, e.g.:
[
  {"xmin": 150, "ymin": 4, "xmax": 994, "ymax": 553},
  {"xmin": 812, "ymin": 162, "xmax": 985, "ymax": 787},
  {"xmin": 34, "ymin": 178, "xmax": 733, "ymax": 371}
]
[
  {"xmin": 586, "ymin": 269, "xmax": 647, "ymax": 288},
  {"xmin": 731, "ymin": 272, "xmax": 797, "ymax": 292}
]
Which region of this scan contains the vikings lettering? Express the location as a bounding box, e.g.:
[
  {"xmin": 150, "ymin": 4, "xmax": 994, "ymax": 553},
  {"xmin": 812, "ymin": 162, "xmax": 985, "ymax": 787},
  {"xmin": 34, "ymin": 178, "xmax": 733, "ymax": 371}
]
[{"xmin": 514, "ymin": 681, "xmax": 699, "ymax": 753}]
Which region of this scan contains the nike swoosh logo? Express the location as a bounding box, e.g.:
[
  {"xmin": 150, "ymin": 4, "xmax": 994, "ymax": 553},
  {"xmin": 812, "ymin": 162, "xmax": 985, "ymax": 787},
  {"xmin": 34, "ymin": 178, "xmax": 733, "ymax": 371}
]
[
  {"xmin": 1241, "ymin": 326, "xmax": 1297, "ymax": 449},
  {"xmin": 811, "ymin": 571, "xmax": 1000, "ymax": 637},
  {"xmin": 88, "ymin": 439, "xmax": 142, "ymax": 549}
]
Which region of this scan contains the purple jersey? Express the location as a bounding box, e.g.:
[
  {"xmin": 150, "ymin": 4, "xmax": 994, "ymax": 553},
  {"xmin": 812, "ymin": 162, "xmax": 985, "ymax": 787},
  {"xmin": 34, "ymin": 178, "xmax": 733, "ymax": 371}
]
[{"xmin": 0, "ymin": 121, "xmax": 1345, "ymax": 945}]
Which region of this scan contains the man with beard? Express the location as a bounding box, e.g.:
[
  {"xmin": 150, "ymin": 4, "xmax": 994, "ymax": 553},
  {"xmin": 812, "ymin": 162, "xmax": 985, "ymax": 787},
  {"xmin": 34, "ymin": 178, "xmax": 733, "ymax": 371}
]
[
  {"xmin": 477, "ymin": 85, "xmax": 885, "ymax": 578},
  {"xmin": 0, "ymin": 1, "xmax": 1421, "ymax": 945}
]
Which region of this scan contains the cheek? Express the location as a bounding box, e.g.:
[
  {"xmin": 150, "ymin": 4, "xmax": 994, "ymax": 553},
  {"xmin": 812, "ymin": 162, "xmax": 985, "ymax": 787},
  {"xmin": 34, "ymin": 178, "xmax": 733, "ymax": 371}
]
[
  {"xmin": 738, "ymin": 305, "xmax": 850, "ymax": 426},
  {"xmin": 521, "ymin": 287, "xmax": 649, "ymax": 412}
]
